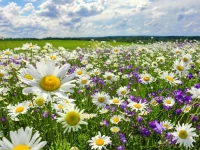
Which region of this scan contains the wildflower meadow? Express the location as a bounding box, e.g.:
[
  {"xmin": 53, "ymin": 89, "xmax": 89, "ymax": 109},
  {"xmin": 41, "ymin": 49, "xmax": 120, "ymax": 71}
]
[{"xmin": 0, "ymin": 41, "xmax": 199, "ymax": 150}]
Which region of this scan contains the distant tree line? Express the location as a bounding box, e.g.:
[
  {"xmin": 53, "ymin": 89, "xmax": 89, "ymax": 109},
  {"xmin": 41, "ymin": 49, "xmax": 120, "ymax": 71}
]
[{"xmin": 3, "ymin": 36, "xmax": 200, "ymax": 44}]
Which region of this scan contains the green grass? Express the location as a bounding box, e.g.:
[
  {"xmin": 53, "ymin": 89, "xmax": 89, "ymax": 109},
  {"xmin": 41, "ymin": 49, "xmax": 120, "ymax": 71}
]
[{"xmin": 0, "ymin": 40, "xmax": 130, "ymax": 50}]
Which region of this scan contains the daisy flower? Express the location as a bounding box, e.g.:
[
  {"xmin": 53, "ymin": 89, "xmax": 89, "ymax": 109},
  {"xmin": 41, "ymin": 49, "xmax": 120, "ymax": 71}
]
[
  {"xmin": 187, "ymin": 87, "xmax": 200, "ymax": 99},
  {"xmin": 74, "ymin": 68, "xmax": 86, "ymax": 77},
  {"xmin": 161, "ymin": 120, "xmax": 174, "ymax": 130},
  {"xmin": 116, "ymin": 86, "xmax": 129, "ymax": 97},
  {"xmin": 110, "ymin": 115, "xmax": 122, "ymax": 124},
  {"xmin": 92, "ymin": 92, "xmax": 110, "ymax": 108},
  {"xmin": 127, "ymin": 100, "xmax": 147, "ymax": 112},
  {"xmin": 0, "ymin": 126, "xmax": 47, "ymax": 150},
  {"xmin": 150, "ymin": 99, "xmax": 159, "ymax": 106},
  {"xmin": 173, "ymin": 60, "xmax": 190, "ymax": 76},
  {"xmin": 77, "ymin": 74, "xmax": 91, "ymax": 87},
  {"xmin": 57, "ymin": 106, "xmax": 87, "ymax": 132},
  {"xmin": 18, "ymin": 60, "xmax": 76, "ymax": 97},
  {"xmin": 161, "ymin": 71, "xmax": 181, "ymax": 86},
  {"xmin": 33, "ymin": 92, "xmax": 49, "ymax": 107},
  {"xmin": 92, "ymin": 68, "xmax": 101, "ymax": 76},
  {"xmin": 7, "ymin": 102, "xmax": 30, "ymax": 121},
  {"xmin": 54, "ymin": 95, "xmax": 76, "ymax": 108},
  {"xmin": 156, "ymin": 56, "xmax": 165, "ymax": 64},
  {"xmin": 110, "ymin": 97, "xmax": 123, "ymax": 106},
  {"xmin": 53, "ymin": 103, "xmax": 68, "ymax": 112},
  {"xmin": 172, "ymin": 122, "xmax": 198, "ymax": 149},
  {"xmin": 182, "ymin": 53, "xmax": 192, "ymax": 64},
  {"xmin": 110, "ymin": 126, "xmax": 120, "ymax": 133},
  {"xmin": 139, "ymin": 73, "xmax": 154, "ymax": 84},
  {"xmin": 163, "ymin": 97, "xmax": 175, "ymax": 107},
  {"xmin": 103, "ymin": 71, "xmax": 115, "ymax": 83},
  {"xmin": 88, "ymin": 132, "xmax": 112, "ymax": 150},
  {"xmin": 182, "ymin": 105, "xmax": 192, "ymax": 113}
]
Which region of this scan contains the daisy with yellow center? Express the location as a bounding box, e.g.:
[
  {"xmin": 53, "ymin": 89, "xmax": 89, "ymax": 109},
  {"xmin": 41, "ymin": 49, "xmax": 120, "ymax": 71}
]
[
  {"xmin": 173, "ymin": 60, "xmax": 190, "ymax": 76},
  {"xmin": 172, "ymin": 122, "xmax": 198, "ymax": 149},
  {"xmin": 150, "ymin": 99, "xmax": 159, "ymax": 106},
  {"xmin": 163, "ymin": 97, "xmax": 175, "ymax": 107},
  {"xmin": 57, "ymin": 106, "xmax": 87, "ymax": 132},
  {"xmin": 75, "ymin": 68, "xmax": 86, "ymax": 77},
  {"xmin": 77, "ymin": 75, "xmax": 91, "ymax": 87},
  {"xmin": 117, "ymin": 86, "xmax": 129, "ymax": 97},
  {"xmin": 127, "ymin": 100, "xmax": 147, "ymax": 112},
  {"xmin": 33, "ymin": 92, "xmax": 49, "ymax": 107},
  {"xmin": 18, "ymin": 60, "xmax": 76, "ymax": 98},
  {"xmin": 0, "ymin": 127, "xmax": 47, "ymax": 150},
  {"xmin": 161, "ymin": 71, "xmax": 181, "ymax": 86},
  {"xmin": 139, "ymin": 73, "xmax": 154, "ymax": 84},
  {"xmin": 92, "ymin": 68, "xmax": 101, "ymax": 76},
  {"xmin": 92, "ymin": 92, "xmax": 110, "ymax": 108},
  {"xmin": 161, "ymin": 121, "xmax": 174, "ymax": 130},
  {"xmin": 103, "ymin": 71, "xmax": 115, "ymax": 83},
  {"xmin": 7, "ymin": 102, "xmax": 29, "ymax": 121},
  {"xmin": 110, "ymin": 115, "xmax": 122, "ymax": 124},
  {"xmin": 182, "ymin": 105, "xmax": 192, "ymax": 113},
  {"xmin": 110, "ymin": 126, "xmax": 120, "ymax": 133},
  {"xmin": 88, "ymin": 132, "xmax": 112, "ymax": 150},
  {"xmin": 110, "ymin": 97, "xmax": 123, "ymax": 106}
]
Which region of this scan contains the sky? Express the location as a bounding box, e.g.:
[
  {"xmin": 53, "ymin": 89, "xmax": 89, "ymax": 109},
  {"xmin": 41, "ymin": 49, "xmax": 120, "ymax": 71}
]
[{"xmin": 0, "ymin": 0, "xmax": 200, "ymax": 38}]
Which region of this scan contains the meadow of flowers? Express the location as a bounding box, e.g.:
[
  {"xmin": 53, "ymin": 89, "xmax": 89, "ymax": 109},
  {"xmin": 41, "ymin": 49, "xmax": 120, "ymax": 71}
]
[{"xmin": 0, "ymin": 41, "xmax": 199, "ymax": 150}]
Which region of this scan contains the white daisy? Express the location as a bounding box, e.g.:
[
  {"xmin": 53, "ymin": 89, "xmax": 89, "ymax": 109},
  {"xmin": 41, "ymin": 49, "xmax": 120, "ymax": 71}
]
[
  {"xmin": 173, "ymin": 60, "xmax": 190, "ymax": 77},
  {"xmin": 92, "ymin": 92, "xmax": 110, "ymax": 108},
  {"xmin": 103, "ymin": 72, "xmax": 115, "ymax": 83},
  {"xmin": 0, "ymin": 126, "xmax": 47, "ymax": 150},
  {"xmin": 7, "ymin": 102, "xmax": 30, "ymax": 121},
  {"xmin": 88, "ymin": 132, "xmax": 112, "ymax": 150},
  {"xmin": 163, "ymin": 97, "xmax": 175, "ymax": 107},
  {"xmin": 161, "ymin": 120, "xmax": 174, "ymax": 130},
  {"xmin": 187, "ymin": 87, "xmax": 200, "ymax": 99},
  {"xmin": 116, "ymin": 86, "xmax": 129, "ymax": 97},
  {"xmin": 172, "ymin": 122, "xmax": 198, "ymax": 149},
  {"xmin": 18, "ymin": 60, "xmax": 76, "ymax": 98},
  {"xmin": 110, "ymin": 126, "xmax": 120, "ymax": 133},
  {"xmin": 57, "ymin": 106, "xmax": 87, "ymax": 132},
  {"xmin": 127, "ymin": 100, "xmax": 147, "ymax": 112},
  {"xmin": 139, "ymin": 73, "xmax": 154, "ymax": 84},
  {"xmin": 110, "ymin": 115, "xmax": 122, "ymax": 124},
  {"xmin": 161, "ymin": 71, "xmax": 181, "ymax": 86}
]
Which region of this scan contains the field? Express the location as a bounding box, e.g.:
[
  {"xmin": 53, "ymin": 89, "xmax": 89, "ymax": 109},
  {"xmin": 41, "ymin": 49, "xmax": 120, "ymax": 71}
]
[
  {"xmin": 0, "ymin": 40, "xmax": 199, "ymax": 150},
  {"xmin": 0, "ymin": 39, "xmax": 130, "ymax": 50}
]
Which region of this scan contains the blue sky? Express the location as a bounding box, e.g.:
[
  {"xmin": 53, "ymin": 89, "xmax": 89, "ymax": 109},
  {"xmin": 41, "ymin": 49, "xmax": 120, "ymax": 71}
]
[{"xmin": 0, "ymin": 0, "xmax": 200, "ymax": 38}]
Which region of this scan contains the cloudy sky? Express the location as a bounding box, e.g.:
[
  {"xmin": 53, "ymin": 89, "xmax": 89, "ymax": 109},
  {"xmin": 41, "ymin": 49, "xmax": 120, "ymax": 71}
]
[{"xmin": 0, "ymin": 0, "xmax": 200, "ymax": 38}]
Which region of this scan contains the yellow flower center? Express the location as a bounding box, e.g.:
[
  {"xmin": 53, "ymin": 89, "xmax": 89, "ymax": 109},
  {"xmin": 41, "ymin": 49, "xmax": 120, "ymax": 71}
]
[
  {"xmin": 112, "ymin": 99, "xmax": 119, "ymax": 104},
  {"xmin": 176, "ymin": 65, "xmax": 184, "ymax": 71},
  {"xmin": 106, "ymin": 75, "xmax": 111, "ymax": 80},
  {"xmin": 50, "ymin": 55, "xmax": 56, "ymax": 60},
  {"xmin": 114, "ymin": 49, "xmax": 118, "ymax": 52},
  {"xmin": 113, "ymin": 117, "xmax": 119, "ymax": 123},
  {"xmin": 159, "ymin": 59, "xmax": 163, "ymax": 62},
  {"xmin": 58, "ymin": 104, "xmax": 64, "ymax": 109},
  {"xmin": 183, "ymin": 57, "xmax": 188, "ymax": 62},
  {"xmin": 24, "ymin": 74, "xmax": 33, "ymax": 80},
  {"xmin": 166, "ymin": 76, "xmax": 174, "ymax": 82},
  {"xmin": 95, "ymin": 138, "xmax": 104, "ymax": 146},
  {"xmin": 15, "ymin": 106, "xmax": 24, "ymax": 113},
  {"xmin": 163, "ymin": 124, "xmax": 169, "ymax": 129},
  {"xmin": 176, "ymin": 51, "xmax": 182, "ymax": 54},
  {"xmin": 40, "ymin": 75, "xmax": 61, "ymax": 91},
  {"xmin": 12, "ymin": 145, "xmax": 30, "ymax": 150},
  {"xmin": 134, "ymin": 103, "xmax": 141, "ymax": 109},
  {"xmin": 65, "ymin": 111, "xmax": 80, "ymax": 126},
  {"xmin": 81, "ymin": 79, "xmax": 87, "ymax": 84},
  {"xmin": 0, "ymin": 73, "xmax": 4, "ymax": 77},
  {"xmin": 112, "ymin": 128, "xmax": 119, "ymax": 133},
  {"xmin": 5, "ymin": 51, "xmax": 10, "ymax": 55},
  {"xmin": 143, "ymin": 76, "xmax": 149, "ymax": 81},
  {"xmin": 166, "ymin": 99, "xmax": 171, "ymax": 104},
  {"xmin": 179, "ymin": 130, "xmax": 188, "ymax": 139},
  {"xmin": 66, "ymin": 100, "xmax": 69, "ymax": 104},
  {"xmin": 35, "ymin": 98, "xmax": 45, "ymax": 106},
  {"xmin": 98, "ymin": 97, "xmax": 105, "ymax": 103},
  {"xmin": 77, "ymin": 70, "xmax": 83, "ymax": 75},
  {"xmin": 151, "ymin": 100, "xmax": 157, "ymax": 105},
  {"xmin": 94, "ymin": 71, "xmax": 99, "ymax": 75},
  {"xmin": 120, "ymin": 90, "xmax": 126, "ymax": 95}
]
